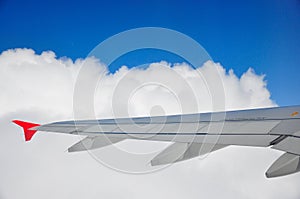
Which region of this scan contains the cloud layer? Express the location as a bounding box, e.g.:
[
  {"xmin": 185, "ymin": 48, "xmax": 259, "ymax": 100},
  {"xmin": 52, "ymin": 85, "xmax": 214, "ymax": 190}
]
[
  {"xmin": 0, "ymin": 48, "xmax": 275, "ymax": 119},
  {"xmin": 1, "ymin": 48, "xmax": 299, "ymax": 199}
]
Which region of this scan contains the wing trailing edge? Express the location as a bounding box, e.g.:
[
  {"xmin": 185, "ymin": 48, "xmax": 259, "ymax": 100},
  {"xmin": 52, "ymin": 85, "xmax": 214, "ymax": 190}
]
[
  {"xmin": 151, "ymin": 142, "xmax": 227, "ymax": 166},
  {"xmin": 68, "ymin": 136, "xmax": 125, "ymax": 152}
]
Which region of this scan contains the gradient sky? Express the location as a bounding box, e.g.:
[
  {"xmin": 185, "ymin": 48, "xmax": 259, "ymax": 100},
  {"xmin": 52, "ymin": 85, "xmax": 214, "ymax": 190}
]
[{"xmin": 1, "ymin": 0, "xmax": 300, "ymax": 105}]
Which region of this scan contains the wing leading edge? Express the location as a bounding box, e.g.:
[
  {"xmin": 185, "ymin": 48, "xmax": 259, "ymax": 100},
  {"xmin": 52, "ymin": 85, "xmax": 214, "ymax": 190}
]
[{"xmin": 13, "ymin": 105, "xmax": 300, "ymax": 178}]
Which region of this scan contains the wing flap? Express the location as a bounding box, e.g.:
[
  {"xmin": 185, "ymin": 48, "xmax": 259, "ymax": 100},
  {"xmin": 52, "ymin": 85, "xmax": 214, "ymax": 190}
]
[
  {"xmin": 151, "ymin": 142, "xmax": 227, "ymax": 166},
  {"xmin": 270, "ymin": 119, "xmax": 300, "ymax": 136},
  {"xmin": 150, "ymin": 142, "xmax": 188, "ymax": 166},
  {"xmin": 266, "ymin": 152, "xmax": 300, "ymax": 178},
  {"xmin": 68, "ymin": 136, "xmax": 124, "ymax": 152},
  {"xmin": 272, "ymin": 137, "xmax": 300, "ymax": 156}
]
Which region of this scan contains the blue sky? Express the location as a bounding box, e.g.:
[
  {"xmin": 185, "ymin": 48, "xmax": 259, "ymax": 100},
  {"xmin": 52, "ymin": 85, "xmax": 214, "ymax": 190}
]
[{"xmin": 1, "ymin": 0, "xmax": 300, "ymax": 106}]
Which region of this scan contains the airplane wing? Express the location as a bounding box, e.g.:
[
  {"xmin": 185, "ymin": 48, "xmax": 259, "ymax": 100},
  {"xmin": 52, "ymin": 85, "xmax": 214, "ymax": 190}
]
[{"xmin": 13, "ymin": 105, "xmax": 300, "ymax": 178}]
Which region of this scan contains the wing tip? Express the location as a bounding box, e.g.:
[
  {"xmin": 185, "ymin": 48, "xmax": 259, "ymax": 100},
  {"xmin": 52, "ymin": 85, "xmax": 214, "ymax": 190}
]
[{"xmin": 12, "ymin": 120, "xmax": 40, "ymax": 141}]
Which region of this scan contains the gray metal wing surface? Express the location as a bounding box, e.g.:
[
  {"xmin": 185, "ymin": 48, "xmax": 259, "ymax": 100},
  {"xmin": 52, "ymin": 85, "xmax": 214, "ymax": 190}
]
[{"xmin": 26, "ymin": 105, "xmax": 300, "ymax": 178}]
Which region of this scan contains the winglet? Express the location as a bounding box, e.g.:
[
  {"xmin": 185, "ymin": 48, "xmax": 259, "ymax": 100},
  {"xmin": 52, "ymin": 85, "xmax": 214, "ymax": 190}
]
[{"xmin": 12, "ymin": 120, "xmax": 40, "ymax": 141}]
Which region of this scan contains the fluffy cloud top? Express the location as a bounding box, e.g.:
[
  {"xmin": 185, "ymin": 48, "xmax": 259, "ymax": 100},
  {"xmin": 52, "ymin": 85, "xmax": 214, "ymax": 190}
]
[
  {"xmin": 1, "ymin": 49, "xmax": 299, "ymax": 199},
  {"xmin": 0, "ymin": 48, "xmax": 275, "ymax": 120}
]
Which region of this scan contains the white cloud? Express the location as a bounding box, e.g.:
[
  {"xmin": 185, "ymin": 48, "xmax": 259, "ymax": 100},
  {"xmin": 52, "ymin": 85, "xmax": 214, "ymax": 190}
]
[{"xmin": 0, "ymin": 48, "xmax": 299, "ymax": 199}]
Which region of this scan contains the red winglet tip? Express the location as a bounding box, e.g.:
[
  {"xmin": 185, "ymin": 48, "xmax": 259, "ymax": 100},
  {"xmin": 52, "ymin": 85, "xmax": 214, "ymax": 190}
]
[
  {"xmin": 12, "ymin": 120, "xmax": 40, "ymax": 141},
  {"xmin": 12, "ymin": 120, "xmax": 22, "ymax": 125}
]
